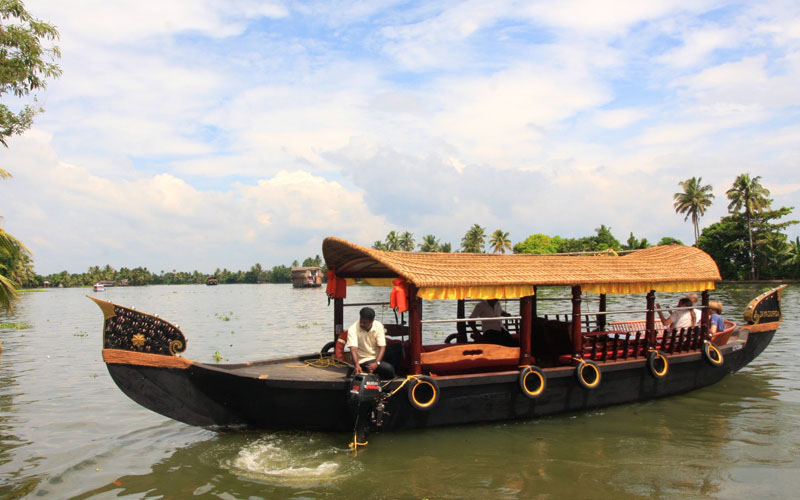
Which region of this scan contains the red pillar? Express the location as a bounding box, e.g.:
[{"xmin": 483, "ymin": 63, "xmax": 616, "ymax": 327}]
[
  {"xmin": 571, "ymin": 286, "xmax": 583, "ymax": 357},
  {"xmin": 520, "ymin": 295, "xmax": 533, "ymax": 366},
  {"xmin": 409, "ymin": 285, "xmax": 422, "ymax": 375}
]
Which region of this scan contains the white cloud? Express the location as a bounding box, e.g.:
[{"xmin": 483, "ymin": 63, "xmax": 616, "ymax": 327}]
[
  {"xmin": 656, "ymin": 27, "xmax": 739, "ymax": 68},
  {"xmin": 2, "ymin": 133, "xmax": 386, "ymax": 273},
  {"xmin": 4, "ymin": 0, "xmax": 799, "ymax": 273},
  {"xmin": 593, "ymin": 108, "xmax": 648, "ymax": 129}
]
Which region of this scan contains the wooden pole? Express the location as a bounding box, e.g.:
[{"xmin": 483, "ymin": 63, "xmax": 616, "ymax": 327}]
[
  {"xmin": 598, "ymin": 293, "xmax": 607, "ymax": 331},
  {"xmin": 456, "ymin": 299, "xmax": 467, "ymax": 342},
  {"xmin": 520, "ymin": 295, "xmax": 533, "ymax": 366},
  {"xmin": 571, "ymin": 286, "xmax": 583, "ymax": 357},
  {"xmin": 334, "ymin": 297, "xmax": 344, "ymax": 342},
  {"xmin": 646, "ymin": 290, "xmax": 655, "ymax": 346},
  {"xmin": 409, "ymin": 285, "xmax": 422, "ymax": 375},
  {"xmin": 531, "ymin": 286, "xmax": 539, "ymax": 358},
  {"xmin": 701, "ymin": 290, "xmax": 710, "ymax": 335}
]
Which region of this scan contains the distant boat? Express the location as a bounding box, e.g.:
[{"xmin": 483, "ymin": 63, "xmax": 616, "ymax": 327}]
[
  {"xmin": 206, "ymin": 277, "xmax": 219, "ymax": 286},
  {"xmin": 93, "ymin": 283, "xmax": 105, "ymax": 292},
  {"xmin": 291, "ymin": 266, "xmax": 322, "ymax": 288}
]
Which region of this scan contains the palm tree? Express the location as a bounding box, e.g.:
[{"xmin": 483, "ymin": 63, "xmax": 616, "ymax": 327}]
[
  {"xmin": 726, "ymin": 174, "xmax": 771, "ymax": 279},
  {"xmin": 399, "ymin": 231, "xmax": 415, "ymax": 251},
  {"xmin": 489, "ymin": 230, "xmax": 512, "ymax": 253},
  {"xmin": 785, "ymin": 237, "xmax": 800, "ymax": 279},
  {"xmin": 461, "ymin": 224, "xmax": 486, "ymax": 253},
  {"xmin": 384, "ymin": 231, "xmax": 399, "ymax": 251},
  {"xmin": 419, "ymin": 235, "xmax": 439, "ymax": 252},
  {"xmin": 372, "ymin": 240, "xmax": 387, "ymax": 250},
  {"xmin": 0, "ymin": 227, "xmax": 31, "ymax": 313},
  {"xmin": 673, "ymin": 177, "xmax": 714, "ymax": 246},
  {"xmin": 439, "ymin": 242, "xmax": 452, "ymax": 253}
]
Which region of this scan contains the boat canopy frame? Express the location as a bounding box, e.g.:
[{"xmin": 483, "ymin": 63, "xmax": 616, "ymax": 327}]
[{"xmin": 322, "ymin": 237, "xmax": 722, "ymax": 375}]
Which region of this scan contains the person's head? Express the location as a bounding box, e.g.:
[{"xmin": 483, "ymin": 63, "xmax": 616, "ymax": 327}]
[
  {"xmin": 686, "ymin": 293, "xmax": 698, "ymax": 305},
  {"xmin": 487, "ymin": 299, "xmax": 498, "ymax": 306},
  {"xmin": 359, "ymin": 307, "xmax": 376, "ymax": 331},
  {"xmin": 709, "ymin": 300, "xmax": 723, "ymax": 314},
  {"xmin": 677, "ymin": 297, "xmax": 692, "ymax": 307}
]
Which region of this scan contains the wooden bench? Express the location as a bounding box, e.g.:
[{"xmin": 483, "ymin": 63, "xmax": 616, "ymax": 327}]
[{"xmin": 420, "ymin": 344, "xmax": 521, "ymax": 375}]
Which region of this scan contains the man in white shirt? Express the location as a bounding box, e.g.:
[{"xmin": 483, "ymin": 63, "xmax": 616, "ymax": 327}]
[
  {"xmin": 468, "ymin": 299, "xmax": 516, "ymax": 346},
  {"xmin": 345, "ymin": 307, "xmax": 395, "ymax": 379}
]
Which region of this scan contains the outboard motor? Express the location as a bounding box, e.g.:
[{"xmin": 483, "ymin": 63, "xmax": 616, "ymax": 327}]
[{"xmin": 347, "ymin": 373, "xmax": 382, "ymax": 444}]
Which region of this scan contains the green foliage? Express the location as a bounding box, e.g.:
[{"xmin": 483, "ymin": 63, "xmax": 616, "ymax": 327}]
[
  {"xmin": 418, "ymin": 234, "xmax": 440, "ymax": 252},
  {"xmin": 623, "ymin": 233, "xmax": 651, "ymax": 250},
  {"xmin": 461, "ymin": 224, "xmax": 486, "ymax": 253},
  {"xmin": 373, "ymin": 231, "xmax": 415, "ymax": 251},
  {"xmin": 488, "ymin": 229, "xmax": 512, "ymax": 254},
  {"xmin": 301, "ymin": 255, "xmax": 322, "ymax": 267},
  {"xmin": 726, "ymin": 173, "xmax": 772, "ymax": 279},
  {"xmin": 698, "ymin": 206, "xmax": 798, "ymax": 280},
  {"xmin": 674, "ymin": 176, "xmax": 714, "ymax": 245},
  {"xmin": 0, "ymin": 0, "xmax": 62, "ymax": 149},
  {"xmin": 0, "ymin": 321, "xmax": 31, "ymax": 329},
  {"xmin": 657, "ymin": 236, "xmax": 684, "ymax": 246},
  {"xmin": 513, "ymin": 233, "xmax": 559, "ymax": 254},
  {"xmin": 0, "ymin": 226, "xmax": 32, "ymax": 312}
]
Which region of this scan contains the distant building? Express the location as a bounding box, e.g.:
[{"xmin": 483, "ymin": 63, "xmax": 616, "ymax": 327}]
[{"xmin": 291, "ymin": 267, "xmax": 322, "ymax": 288}]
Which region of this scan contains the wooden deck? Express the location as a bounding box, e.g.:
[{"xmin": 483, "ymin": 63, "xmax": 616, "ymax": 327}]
[{"xmin": 198, "ymin": 355, "xmax": 351, "ymax": 381}]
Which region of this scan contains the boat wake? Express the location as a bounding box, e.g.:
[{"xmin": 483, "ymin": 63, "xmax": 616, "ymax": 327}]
[{"xmin": 222, "ymin": 433, "xmax": 362, "ymax": 487}]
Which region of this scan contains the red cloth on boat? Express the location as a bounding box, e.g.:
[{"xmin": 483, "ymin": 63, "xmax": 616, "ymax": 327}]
[
  {"xmin": 325, "ymin": 270, "xmax": 347, "ymax": 299},
  {"xmin": 390, "ymin": 278, "xmax": 409, "ymax": 313}
]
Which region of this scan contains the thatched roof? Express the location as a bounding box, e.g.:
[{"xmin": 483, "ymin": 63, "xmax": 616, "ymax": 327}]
[{"xmin": 322, "ymin": 237, "xmax": 721, "ymax": 299}]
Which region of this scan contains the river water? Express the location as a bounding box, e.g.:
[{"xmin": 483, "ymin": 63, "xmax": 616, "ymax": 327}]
[{"xmin": 0, "ymin": 283, "xmax": 798, "ymax": 499}]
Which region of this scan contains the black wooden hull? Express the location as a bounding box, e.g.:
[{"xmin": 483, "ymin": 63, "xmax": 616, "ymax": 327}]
[{"xmin": 104, "ymin": 326, "xmax": 775, "ymax": 433}]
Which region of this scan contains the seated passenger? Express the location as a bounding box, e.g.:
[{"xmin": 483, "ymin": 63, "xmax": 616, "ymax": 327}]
[
  {"xmin": 468, "ymin": 299, "xmax": 517, "ymax": 347},
  {"xmin": 656, "ymin": 297, "xmax": 696, "ymax": 329},
  {"xmin": 686, "ymin": 293, "xmax": 703, "ymax": 324},
  {"xmin": 345, "ymin": 307, "xmax": 396, "ymax": 379},
  {"xmin": 708, "ymin": 300, "xmax": 725, "ymax": 334}
]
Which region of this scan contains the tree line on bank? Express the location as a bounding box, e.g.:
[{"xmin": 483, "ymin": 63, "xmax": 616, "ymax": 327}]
[{"xmin": 32, "ymin": 256, "xmax": 326, "ymax": 288}]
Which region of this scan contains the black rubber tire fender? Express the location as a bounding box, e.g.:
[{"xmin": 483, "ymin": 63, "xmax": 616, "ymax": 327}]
[
  {"xmin": 575, "ymin": 359, "xmax": 601, "ymax": 390},
  {"xmin": 407, "ymin": 376, "xmax": 440, "ymax": 411},
  {"xmin": 519, "ymin": 365, "xmax": 546, "ymax": 398},
  {"xmin": 703, "ymin": 341, "xmax": 724, "ymax": 367},
  {"xmin": 647, "ymin": 350, "xmax": 669, "ymax": 379}
]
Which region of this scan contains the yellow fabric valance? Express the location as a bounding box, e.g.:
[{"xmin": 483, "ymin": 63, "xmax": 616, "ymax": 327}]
[
  {"xmin": 418, "ymin": 285, "xmax": 536, "ymax": 301},
  {"xmin": 582, "ymin": 281, "xmax": 716, "ymax": 295}
]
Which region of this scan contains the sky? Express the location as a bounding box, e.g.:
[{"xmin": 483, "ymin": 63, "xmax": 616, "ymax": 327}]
[{"xmin": 2, "ymin": 0, "xmax": 799, "ymax": 275}]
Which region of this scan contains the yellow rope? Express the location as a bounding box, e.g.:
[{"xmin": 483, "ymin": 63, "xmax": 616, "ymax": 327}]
[
  {"xmin": 386, "ymin": 374, "xmax": 423, "ymax": 397},
  {"xmin": 348, "ymin": 433, "xmax": 368, "ymax": 456},
  {"xmin": 283, "ymin": 354, "xmax": 349, "ymax": 369}
]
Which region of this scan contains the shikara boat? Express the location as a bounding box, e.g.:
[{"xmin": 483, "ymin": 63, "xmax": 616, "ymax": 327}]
[{"xmin": 93, "ymin": 237, "xmax": 786, "ymax": 444}]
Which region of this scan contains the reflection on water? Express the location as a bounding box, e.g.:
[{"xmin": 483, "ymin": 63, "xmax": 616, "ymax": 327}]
[{"xmin": 0, "ymin": 283, "xmax": 798, "ymax": 499}]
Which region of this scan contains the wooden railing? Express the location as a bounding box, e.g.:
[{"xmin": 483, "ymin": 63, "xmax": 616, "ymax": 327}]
[{"xmin": 580, "ymin": 325, "xmax": 707, "ymax": 361}]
